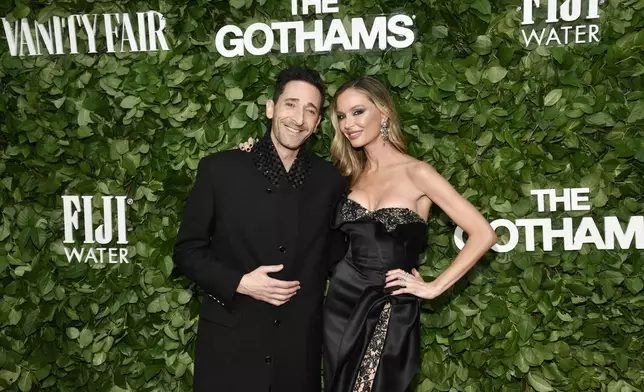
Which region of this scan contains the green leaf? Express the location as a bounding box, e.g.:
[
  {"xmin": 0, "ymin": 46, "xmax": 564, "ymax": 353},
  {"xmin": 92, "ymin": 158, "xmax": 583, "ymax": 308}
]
[
  {"xmin": 465, "ymin": 68, "xmax": 481, "ymax": 85},
  {"xmin": 79, "ymin": 328, "xmax": 94, "ymax": 348},
  {"xmin": 472, "ymin": 35, "xmax": 492, "ymax": 55},
  {"xmin": 77, "ymin": 126, "xmax": 93, "ymax": 138},
  {"xmin": 246, "ymin": 103, "xmax": 259, "ymax": 120},
  {"xmin": 147, "ymin": 297, "xmax": 161, "ymax": 313},
  {"xmin": 0, "ymin": 367, "xmax": 21, "ymax": 384},
  {"xmin": 228, "ymin": 116, "xmax": 247, "ymax": 129},
  {"xmin": 627, "ymin": 100, "xmax": 644, "ymax": 123},
  {"xmin": 484, "ymin": 67, "xmax": 508, "ymax": 83},
  {"xmin": 586, "ymin": 112, "xmax": 615, "ymax": 127},
  {"xmin": 476, "ymin": 131, "xmax": 493, "ymax": 147},
  {"xmin": 527, "ymin": 372, "xmax": 554, "ymax": 392},
  {"xmin": 592, "ymin": 189, "xmax": 608, "ymax": 207},
  {"xmin": 113, "ymin": 140, "xmax": 129, "ymax": 155},
  {"xmin": 471, "ymin": 0, "xmax": 491, "ymax": 14},
  {"xmin": 77, "ymin": 108, "xmax": 92, "ymax": 126},
  {"xmin": 556, "ymin": 311, "xmax": 573, "ymax": 322},
  {"xmin": 225, "ymin": 87, "xmax": 244, "ymax": 101},
  {"xmin": 93, "ymin": 352, "xmax": 107, "ymax": 366},
  {"xmin": 517, "ymin": 316, "xmax": 536, "ymax": 341},
  {"xmin": 625, "ymin": 277, "xmax": 644, "ymax": 294},
  {"xmin": 9, "ymin": 309, "xmax": 22, "ymax": 325},
  {"xmin": 120, "ymin": 96, "xmax": 141, "ymax": 109},
  {"xmin": 18, "ymin": 371, "xmax": 32, "ymax": 392},
  {"xmin": 12, "ymin": 4, "xmax": 31, "ymax": 19},
  {"xmin": 230, "ymin": 0, "xmax": 246, "ymax": 9},
  {"xmin": 544, "ymin": 89, "xmax": 562, "ymax": 106},
  {"xmin": 431, "ymin": 26, "xmax": 449, "ymax": 38},
  {"xmin": 523, "ymin": 266, "xmax": 542, "ymax": 292},
  {"xmin": 177, "ymin": 290, "xmax": 192, "ymax": 305},
  {"xmin": 388, "ymin": 69, "xmax": 406, "ymax": 87},
  {"xmin": 598, "ymin": 270, "xmax": 624, "ymax": 286}
]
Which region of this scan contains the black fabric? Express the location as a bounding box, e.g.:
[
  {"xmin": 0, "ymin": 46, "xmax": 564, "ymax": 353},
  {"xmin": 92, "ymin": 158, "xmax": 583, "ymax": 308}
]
[
  {"xmin": 253, "ymin": 128, "xmax": 312, "ymax": 188},
  {"xmin": 173, "ymin": 129, "xmax": 349, "ymax": 392},
  {"xmin": 323, "ymin": 194, "xmax": 428, "ymax": 392}
]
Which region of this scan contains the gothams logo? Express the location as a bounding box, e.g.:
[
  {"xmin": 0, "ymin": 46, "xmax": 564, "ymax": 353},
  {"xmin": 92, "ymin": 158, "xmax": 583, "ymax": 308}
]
[
  {"xmin": 519, "ymin": 0, "xmax": 601, "ymax": 47},
  {"xmin": 214, "ymin": 0, "xmax": 416, "ymax": 57},
  {"xmin": 454, "ymin": 187, "xmax": 644, "ymax": 253},
  {"xmin": 62, "ymin": 195, "xmax": 131, "ymax": 263},
  {"xmin": 1, "ymin": 11, "xmax": 169, "ymax": 56}
]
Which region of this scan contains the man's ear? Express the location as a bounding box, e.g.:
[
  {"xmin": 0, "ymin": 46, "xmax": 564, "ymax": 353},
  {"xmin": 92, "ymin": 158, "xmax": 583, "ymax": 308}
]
[
  {"xmin": 313, "ymin": 116, "xmax": 322, "ymax": 132},
  {"xmin": 266, "ymin": 100, "xmax": 275, "ymax": 119}
]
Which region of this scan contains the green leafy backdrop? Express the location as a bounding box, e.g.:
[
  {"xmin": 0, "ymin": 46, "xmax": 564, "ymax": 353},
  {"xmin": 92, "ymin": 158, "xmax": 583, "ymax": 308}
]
[{"xmin": 1, "ymin": 0, "xmax": 643, "ymax": 391}]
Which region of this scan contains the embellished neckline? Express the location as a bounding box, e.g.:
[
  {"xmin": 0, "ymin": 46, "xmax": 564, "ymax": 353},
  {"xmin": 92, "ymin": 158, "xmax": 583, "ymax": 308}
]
[
  {"xmin": 252, "ymin": 127, "xmax": 312, "ymax": 188},
  {"xmin": 340, "ymin": 197, "xmax": 427, "ymax": 232},
  {"xmin": 345, "ymin": 198, "xmax": 427, "ymax": 224}
]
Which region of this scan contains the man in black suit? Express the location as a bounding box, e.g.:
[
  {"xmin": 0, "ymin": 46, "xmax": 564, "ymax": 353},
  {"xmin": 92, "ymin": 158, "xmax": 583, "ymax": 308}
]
[{"xmin": 173, "ymin": 66, "xmax": 347, "ymax": 392}]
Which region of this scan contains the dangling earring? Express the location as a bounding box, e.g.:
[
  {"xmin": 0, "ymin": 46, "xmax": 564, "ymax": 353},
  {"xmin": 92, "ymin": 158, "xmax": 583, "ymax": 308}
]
[{"xmin": 380, "ymin": 120, "xmax": 389, "ymax": 141}]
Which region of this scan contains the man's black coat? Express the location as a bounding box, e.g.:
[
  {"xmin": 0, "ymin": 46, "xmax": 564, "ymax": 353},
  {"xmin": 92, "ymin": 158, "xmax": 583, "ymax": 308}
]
[{"xmin": 174, "ymin": 131, "xmax": 348, "ymax": 392}]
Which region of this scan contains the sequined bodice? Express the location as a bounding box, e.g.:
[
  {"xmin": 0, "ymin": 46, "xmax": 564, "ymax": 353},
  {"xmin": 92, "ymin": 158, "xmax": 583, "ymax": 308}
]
[
  {"xmin": 341, "ymin": 198, "xmax": 426, "ymax": 232},
  {"xmin": 333, "ymin": 197, "xmax": 428, "ymax": 273}
]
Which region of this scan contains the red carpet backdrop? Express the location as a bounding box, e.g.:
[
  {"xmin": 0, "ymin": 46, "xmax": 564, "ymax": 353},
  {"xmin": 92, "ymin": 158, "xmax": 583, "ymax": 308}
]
[{"xmin": 0, "ymin": 0, "xmax": 642, "ymax": 391}]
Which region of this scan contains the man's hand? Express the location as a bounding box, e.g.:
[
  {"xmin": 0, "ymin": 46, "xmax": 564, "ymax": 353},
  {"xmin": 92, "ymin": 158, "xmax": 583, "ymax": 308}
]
[{"xmin": 237, "ymin": 264, "xmax": 300, "ymax": 306}]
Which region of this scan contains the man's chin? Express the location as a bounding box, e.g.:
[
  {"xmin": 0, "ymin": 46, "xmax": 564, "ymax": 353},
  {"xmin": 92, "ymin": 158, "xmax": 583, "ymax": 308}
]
[{"xmin": 281, "ymin": 134, "xmax": 310, "ymax": 149}]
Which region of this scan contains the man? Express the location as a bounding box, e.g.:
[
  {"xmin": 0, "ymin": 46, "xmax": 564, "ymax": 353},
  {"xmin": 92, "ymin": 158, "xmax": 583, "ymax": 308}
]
[{"xmin": 173, "ymin": 66, "xmax": 348, "ymax": 392}]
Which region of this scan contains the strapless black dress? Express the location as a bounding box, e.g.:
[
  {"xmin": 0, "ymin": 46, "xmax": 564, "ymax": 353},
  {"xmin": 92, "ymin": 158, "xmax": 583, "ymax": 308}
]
[{"xmin": 323, "ymin": 196, "xmax": 428, "ymax": 392}]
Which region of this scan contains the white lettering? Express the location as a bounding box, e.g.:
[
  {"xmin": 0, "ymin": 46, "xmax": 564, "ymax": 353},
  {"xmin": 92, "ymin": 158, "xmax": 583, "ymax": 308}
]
[
  {"xmin": 120, "ymin": 14, "xmax": 138, "ymax": 52},
  {"xmin": 104, "ymin": 13, "xmax": 120, "ymax": 53},
  {"xmin": 320, "ymin": 18, "xmax": 351, "ymax": 51},
  {"xmin": 322, "ymin": 0, "xmax": 340, "ymax": 13},
  {"xmin": 352, "ymin": 17, "xmax": 387, "ymax": 50},
  {"xmin": 147, "ymin": 11, "xmax": 169, "ymax": 51},
  {"xmin": 215, "ymin": 25, "xmax": 244, "ymax": 57},
  {"xmin": 604, "ymin": 216, "xmax": 644, "ymax": 250},
  {"xmin": 387, "ymin": 15, "xmax": 415, "ymax": 49},
  {"xmin": 80, "ymin": 14, "xmax": 99, "ymax": 54},
  {"xmin": 244, "ymin": 23, "xmax": 274, "ymax": 56}
]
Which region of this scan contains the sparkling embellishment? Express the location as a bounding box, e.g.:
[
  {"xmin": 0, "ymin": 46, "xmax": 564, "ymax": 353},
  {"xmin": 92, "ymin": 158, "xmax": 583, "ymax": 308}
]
[
  {"xmin": 353, "ymin": 301, "xmax": 392, "ymax": 392},
  {"xmin": 341, "ymin": 198, "xmax": 426, "ymax": 232},
  {"xmin": 252, "ymin": 129, "xmax": 312, "ymax": 188}
]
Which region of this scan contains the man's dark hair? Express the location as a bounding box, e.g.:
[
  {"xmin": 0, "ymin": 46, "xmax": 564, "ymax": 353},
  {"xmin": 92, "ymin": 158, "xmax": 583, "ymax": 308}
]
[{"xmin": 273, "ymin": 66, "xmax": 326, "ymax": 115}]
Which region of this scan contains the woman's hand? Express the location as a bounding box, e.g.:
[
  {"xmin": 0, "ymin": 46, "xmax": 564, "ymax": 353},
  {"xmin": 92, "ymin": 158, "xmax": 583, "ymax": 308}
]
[{"xmin": 385, "ymin": 268, "xmax": 442, "ymax": 300}]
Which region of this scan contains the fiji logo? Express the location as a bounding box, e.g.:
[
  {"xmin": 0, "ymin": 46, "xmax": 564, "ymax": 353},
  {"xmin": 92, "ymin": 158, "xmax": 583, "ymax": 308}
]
[
  {"xmin": 62, "ymin": 195, "xmax": 131, "ymax": 263},
  {"xmin": 519, "ymin": 0, "xmax": 601, "ymax": 47}
]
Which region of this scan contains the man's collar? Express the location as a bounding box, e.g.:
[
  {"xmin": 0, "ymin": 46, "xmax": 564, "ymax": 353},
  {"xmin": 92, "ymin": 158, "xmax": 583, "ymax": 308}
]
[{"xmin": 252, "ymin": 127, "xmax": 312, "ymax": 188}]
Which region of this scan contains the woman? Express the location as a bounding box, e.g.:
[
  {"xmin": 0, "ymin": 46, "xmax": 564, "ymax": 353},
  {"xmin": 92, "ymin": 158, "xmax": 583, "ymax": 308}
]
[{"xmin": 322, "ymin": 76, "xmax": 498, "ymax": 392}]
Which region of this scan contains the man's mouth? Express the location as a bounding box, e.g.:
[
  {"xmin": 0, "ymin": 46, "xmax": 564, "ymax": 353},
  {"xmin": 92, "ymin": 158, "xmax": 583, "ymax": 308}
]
[{"xmin": 285, "ymin": 125, "xmax": 303, "ymax": 135}]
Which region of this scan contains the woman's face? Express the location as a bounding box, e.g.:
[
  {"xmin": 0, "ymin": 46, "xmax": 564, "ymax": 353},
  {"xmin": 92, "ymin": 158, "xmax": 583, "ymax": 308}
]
[{"xmin": 334, "ymin": 88, "xmax": 386, "ymax": 148}]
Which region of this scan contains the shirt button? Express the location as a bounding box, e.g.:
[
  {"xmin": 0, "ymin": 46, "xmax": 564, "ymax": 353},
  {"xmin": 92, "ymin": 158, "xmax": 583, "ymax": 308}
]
[
  {"xmin": 279, "ymin": 246, "xmax": 286, "ymax": 253},
  {"xmin": 266, "ymin": 188, "xmax": 272, "ymax": 194},
  {"xmin": 274, "ymin": 319, "xmax": 280, "ymax": 326},
  {"xmin": 265, "ymin": 356, "xmax": 272, "ymax": 364}
]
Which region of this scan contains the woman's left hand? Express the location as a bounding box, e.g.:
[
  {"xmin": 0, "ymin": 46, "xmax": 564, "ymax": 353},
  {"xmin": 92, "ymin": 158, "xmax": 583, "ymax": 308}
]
[{"xmin": 385, "ymin": 269, "xmax": 441, "ymax": 300}]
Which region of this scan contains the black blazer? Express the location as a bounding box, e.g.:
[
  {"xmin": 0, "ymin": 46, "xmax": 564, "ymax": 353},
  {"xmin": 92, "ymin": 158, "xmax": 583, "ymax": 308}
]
[{"xmin": 173, "ymin": 140, "xmax": 347, "ymax": 392}]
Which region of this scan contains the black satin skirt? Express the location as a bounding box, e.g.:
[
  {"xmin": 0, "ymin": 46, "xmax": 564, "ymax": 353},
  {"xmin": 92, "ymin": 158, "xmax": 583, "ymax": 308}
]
[{"xmin": 323, "ymin": 258, "xmax": 420, "ymax": 392}]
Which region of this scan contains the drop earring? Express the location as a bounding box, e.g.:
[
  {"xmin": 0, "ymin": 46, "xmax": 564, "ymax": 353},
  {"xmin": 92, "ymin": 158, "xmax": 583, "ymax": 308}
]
[{"xmin": 380, "ymin": 120, "xmax": 389, "ymax": 141}]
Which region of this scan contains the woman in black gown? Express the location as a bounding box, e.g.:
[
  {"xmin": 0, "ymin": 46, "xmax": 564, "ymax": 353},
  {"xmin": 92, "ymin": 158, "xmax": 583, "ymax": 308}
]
[{"xmin": 322, "ymin": 76, "xmax": 498, "ymax": 392}]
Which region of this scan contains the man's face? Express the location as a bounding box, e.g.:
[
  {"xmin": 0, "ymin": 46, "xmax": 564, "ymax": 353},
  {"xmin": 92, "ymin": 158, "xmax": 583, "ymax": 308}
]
[{"xmin": 266, "ymin": 80, "xmax": 322, "ymax": 151}]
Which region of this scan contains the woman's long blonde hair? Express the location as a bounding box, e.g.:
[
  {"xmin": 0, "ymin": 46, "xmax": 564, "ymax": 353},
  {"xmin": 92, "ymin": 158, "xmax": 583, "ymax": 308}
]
[{"xmin": 329, "ymin": 76, "xmax": 407, "ymax": 184}]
